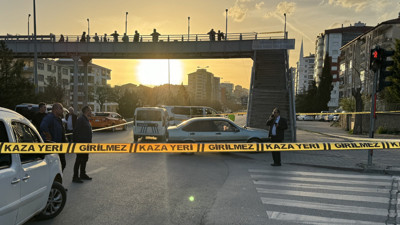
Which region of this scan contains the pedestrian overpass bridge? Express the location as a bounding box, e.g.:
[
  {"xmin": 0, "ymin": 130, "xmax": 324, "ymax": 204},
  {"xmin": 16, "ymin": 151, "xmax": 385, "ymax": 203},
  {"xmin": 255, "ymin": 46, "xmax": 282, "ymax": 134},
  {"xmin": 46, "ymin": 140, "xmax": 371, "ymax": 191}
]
[{"xmin": 1, "ymin": 32, "xmax": 296, "ymax": 141}]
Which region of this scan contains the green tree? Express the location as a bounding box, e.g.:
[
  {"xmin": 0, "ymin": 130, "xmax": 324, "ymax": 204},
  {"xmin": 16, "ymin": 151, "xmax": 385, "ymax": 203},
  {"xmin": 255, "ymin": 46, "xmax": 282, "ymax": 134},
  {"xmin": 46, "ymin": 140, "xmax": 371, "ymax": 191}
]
[
  {"xmin": 339, "ymin": 97, "xmax": 355, "ymax": 112},
  {"xmin": 117, "ymin": 90, "xmax": 138, "ymax": 118},
  {"xmin": 0, "ymin": 41, "xmax": 36, "ymax": 109},
  {"xmin": 384, "ymin": 39, "xmax": 400, "ymax": 104},
  {"xmin": 295, "ymin": 81, "xmax": 319, "ymax": 113},
  {"xmin": 95, "ymin": 85, "xmax": 114, "ymax": 111},
  {"xmin": 37, "ymin": 77, "xmax": 66, "ymax": 105},
  {"xmin": 317, "ymin": 54, "xmax": 333, "ymax": 111}
]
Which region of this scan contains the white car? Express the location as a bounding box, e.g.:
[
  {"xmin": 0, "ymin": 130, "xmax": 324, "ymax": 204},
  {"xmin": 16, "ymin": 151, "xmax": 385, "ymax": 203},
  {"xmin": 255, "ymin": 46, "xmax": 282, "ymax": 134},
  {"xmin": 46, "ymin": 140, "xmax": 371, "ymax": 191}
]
[
  {"xmin": 167, "ymin": 117, "xmax": 269, "ymax": 143},
  {"xmin": 0, "ymin": 107, "xmax": 67, "ymax": 225}
]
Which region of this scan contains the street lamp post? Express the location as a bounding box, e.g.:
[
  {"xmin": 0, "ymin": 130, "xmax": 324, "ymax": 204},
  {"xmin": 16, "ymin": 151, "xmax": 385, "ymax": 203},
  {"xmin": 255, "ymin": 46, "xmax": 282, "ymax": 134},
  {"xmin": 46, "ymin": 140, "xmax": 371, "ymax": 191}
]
[
  {"xmin": 28, "ymin": 14, "xmax": 31, "ymax": 38},
  {"xmin": 33, "ymin": 0, "xmax": 39, "ymax": 94},
  {"xmin": 188, "ymin": 17, "xmax": 190, "ymax": 41},
  {"xmin": 125, "ymin": 12, "xmax": 128, "ymax": 34},
  {"xmin": 284, "ymin": 13, "xmax": 287, "ymax": 39},
  {"xmin": 87, "ymin": 18, "xmax": 90, "ymax": 36},
  {"xmin": 225, "ymin": 9, "xmax": 228, "ymax": 40}
]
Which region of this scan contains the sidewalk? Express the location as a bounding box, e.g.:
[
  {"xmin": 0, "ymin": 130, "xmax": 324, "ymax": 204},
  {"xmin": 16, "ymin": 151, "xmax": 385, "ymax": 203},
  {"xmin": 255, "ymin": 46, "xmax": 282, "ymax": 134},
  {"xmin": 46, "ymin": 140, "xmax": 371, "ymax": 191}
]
[{"xmin": 243, "ymin": 121, "xmax": 400, "ymax": 176}]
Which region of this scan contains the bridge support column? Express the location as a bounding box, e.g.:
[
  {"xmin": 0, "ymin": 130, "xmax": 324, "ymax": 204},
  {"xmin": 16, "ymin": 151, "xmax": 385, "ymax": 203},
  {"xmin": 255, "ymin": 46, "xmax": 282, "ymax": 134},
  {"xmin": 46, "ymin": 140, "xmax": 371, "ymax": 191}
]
[
  {"xmin": 81, "ymin": 57, "xmax": 92, "ymax": 107},
  {"xmin": 72, "ymin": 56, "xmax": 79, "ymax": 111}
]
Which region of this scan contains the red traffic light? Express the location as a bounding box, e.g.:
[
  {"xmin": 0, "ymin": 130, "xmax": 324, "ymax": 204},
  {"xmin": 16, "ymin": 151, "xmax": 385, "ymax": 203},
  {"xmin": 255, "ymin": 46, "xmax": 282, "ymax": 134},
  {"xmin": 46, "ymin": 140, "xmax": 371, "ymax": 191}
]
[{"xmin": 372, "ymin": 50, "xmax": 379, "ymax": 59}]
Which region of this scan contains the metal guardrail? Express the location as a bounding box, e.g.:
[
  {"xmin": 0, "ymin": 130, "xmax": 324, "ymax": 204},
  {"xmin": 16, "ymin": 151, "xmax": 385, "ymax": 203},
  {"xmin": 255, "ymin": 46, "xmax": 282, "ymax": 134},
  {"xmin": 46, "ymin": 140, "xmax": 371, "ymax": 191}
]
[{"xmin": 0, "ymin": 32, "xmax": 285, "ymax": 43}]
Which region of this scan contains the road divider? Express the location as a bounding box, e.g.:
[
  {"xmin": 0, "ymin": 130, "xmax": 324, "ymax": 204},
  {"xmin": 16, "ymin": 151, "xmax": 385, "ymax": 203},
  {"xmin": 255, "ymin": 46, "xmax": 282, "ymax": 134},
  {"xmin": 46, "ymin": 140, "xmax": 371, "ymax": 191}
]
[{"xmin": 1, "ymin": 141, "xmax": 400, "ymax": 154}]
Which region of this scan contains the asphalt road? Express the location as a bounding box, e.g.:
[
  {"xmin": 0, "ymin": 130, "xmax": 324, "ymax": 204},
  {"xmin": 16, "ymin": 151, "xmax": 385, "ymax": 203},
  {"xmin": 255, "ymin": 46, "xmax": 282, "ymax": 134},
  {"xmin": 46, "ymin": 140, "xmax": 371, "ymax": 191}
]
[{"xmin": 26, "ymin": 123, "xmax": 397, "ymax": 225}]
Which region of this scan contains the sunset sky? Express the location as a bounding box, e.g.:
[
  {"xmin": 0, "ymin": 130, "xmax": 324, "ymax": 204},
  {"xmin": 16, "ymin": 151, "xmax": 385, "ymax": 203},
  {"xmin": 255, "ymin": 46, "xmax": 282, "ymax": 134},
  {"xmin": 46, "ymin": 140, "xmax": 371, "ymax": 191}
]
[{"xmin": 1, "ymin": 0, "xmax": 399, "ymax": 89}]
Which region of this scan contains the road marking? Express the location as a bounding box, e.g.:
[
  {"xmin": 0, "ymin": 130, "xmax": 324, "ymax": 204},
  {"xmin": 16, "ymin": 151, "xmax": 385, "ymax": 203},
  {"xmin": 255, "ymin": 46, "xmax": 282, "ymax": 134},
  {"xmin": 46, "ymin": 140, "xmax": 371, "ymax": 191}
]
[
  {"xmin": 256, "ymin": 187, "xmax": 389, "ymax": 204},
  {"xmin": 87, "ymin": 167, "xmax": 107, "ymax": 175},
  {"xmin": 249, "ymin": 169, "xmax": 393, "ymax": 180},
  {"xmin": 253, "ymin": 180, "xmax": 390, "ymax": 193},
  {"xmin": 251, "ymin": 174, "xmax": 390, "ymax": 186},
  {"xmin": 266, "ymin": 211, "xmax": 384, "ymax": 225},
  {"xmin": 262, "ymin": 197, "xmax": 388, "ymax": 216}
]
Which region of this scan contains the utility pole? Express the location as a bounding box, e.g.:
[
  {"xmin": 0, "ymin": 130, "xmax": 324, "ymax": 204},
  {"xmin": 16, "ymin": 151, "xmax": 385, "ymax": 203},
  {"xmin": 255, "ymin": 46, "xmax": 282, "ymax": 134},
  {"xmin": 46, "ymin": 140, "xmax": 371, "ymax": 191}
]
[
  {"xmin": 125, "ymin": 12, "xmax": 128, "ymax": 34},
  {"xmin": 33, "ymin": 0, "xmax": 39, "ymax": 94},
  {"xmin": 188, "ymin": 17, "xmax": 190, "ymax": 41},
  {"xmin": 225, "ymin": 9, "xmax": 228, "ymax": 40}
]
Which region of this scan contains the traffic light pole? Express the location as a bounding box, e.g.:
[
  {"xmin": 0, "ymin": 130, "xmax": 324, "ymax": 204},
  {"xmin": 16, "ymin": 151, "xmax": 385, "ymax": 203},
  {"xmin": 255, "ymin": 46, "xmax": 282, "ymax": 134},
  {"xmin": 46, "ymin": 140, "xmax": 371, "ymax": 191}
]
[{"xmin": 368, "ymin": 69, "xmax": 379, "ymax": 167}]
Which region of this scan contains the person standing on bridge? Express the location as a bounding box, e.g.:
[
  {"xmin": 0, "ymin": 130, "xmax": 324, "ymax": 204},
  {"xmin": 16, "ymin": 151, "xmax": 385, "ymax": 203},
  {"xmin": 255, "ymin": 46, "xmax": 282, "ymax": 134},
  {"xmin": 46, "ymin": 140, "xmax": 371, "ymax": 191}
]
[
  {"xmin": 103, "ymin": 33, "xmax": 108, "ymax": 42},
  {"xmin": 72, "ymin": 105, "xmax": 93, "ymax": 183},
  {"xmin": 93, "ymin": 33, "xmax": 99, "ymax": 42},
  {"xmin": 80, "ymin": 31, "xmax": 86, "ymax": 42},
  {"xmin": 133, "ymin": 30, "xmax": 140, "ymax": 42},
  {"xmin": 111, "ymin": 31, "xmax": 119, "ymax": 42},
  {"xmin": 122, "ymin": 33, "xmax": 129, "ymax": 42},
  {"xmin": 208, "ymin": 29, "xmax": 216, "ymax": 41},
  {"xmin": 266, "ymin": 107, "xmax": 288, "ymax": 167},
  {"xmin": 151, "ymin": 29, "xmax": 160, "ymax": 42}
]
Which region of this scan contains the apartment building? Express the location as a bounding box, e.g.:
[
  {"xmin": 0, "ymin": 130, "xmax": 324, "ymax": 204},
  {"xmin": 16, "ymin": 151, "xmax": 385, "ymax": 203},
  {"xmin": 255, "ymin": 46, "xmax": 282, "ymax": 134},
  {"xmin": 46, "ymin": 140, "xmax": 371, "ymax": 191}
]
[{"xmin": 187, "ymin": 69, "xmax": 221, "ymax": 104}]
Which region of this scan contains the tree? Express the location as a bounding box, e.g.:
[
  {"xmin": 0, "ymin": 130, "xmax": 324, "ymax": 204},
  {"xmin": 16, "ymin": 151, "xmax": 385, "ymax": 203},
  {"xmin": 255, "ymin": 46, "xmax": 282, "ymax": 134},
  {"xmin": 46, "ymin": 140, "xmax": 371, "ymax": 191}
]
[
  {"xmin": 295, "ymin": 81, "xmax": 319, "ymax": 113},
  {"xmin": 339, "ymin": 97, "xmax": 355, "ymax": 112},
  {"xmin": 317, "ymin": 54, "xmax": 333, "ymax": 111},
  {"xmin": 384, "ymin": 39, "xmax": 400, "ymax": 104},
  {"xmin": 37, "ymin": 77, "xmax": 66, "ymax": 105},
  {"xmin": 95, "ymin": 86, "xmax": 114, "ymax": 111},
  {"xmin": 0, "ymin": 41, "xmax": 36, "ymax": 109},
  {"xmin": 117, "ymin": 90, "xmax": 138, "ymax": 118}
]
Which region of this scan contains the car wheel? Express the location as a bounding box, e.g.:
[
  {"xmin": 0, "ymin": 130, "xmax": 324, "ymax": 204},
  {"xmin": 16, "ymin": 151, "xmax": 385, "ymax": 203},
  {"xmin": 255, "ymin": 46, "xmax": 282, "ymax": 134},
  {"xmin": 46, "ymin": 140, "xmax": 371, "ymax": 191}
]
[
  {"xmin": 123, "ymin": 124, "xmax": 127, "ymax": 131},
  {"xmin": 247, "ymin": 138, "xmax": 261, "ymax": 143},
  {"xmin": 158, "ymin": 135, "xmax": 166, "ymax": 143},
  {"xmin": 36, "ymin": 181, "xmax": 66, "ymax": 220},
  {"xmin": 134, "ymin": 135, "xmax": 139, "ymax": 143}
]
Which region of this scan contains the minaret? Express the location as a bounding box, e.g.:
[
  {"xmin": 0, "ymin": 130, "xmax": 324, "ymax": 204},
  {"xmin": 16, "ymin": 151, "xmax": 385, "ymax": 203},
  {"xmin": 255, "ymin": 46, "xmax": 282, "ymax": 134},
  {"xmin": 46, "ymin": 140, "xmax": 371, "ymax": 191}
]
[{"xmin": 299, "ymin": 39, "xmax": 304, "ymax": 62}]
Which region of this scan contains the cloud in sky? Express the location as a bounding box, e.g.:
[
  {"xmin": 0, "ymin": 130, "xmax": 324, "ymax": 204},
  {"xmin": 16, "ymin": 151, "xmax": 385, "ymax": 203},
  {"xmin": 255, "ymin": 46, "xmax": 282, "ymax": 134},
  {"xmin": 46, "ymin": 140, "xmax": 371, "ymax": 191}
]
[
  {"xmin": 327, "ymin": 0, "xmax": 369, "ymax": 12},
  {"xmin": 255, "ymin": 2, "xmax": 265, "ymax": 10},
  {"xmin": 276, "ymin": 1, "xmax": 296, "ymax": 15},
  {"xmin": 228, "ymin": 0, "xmax": 250, "ymax": 22}
]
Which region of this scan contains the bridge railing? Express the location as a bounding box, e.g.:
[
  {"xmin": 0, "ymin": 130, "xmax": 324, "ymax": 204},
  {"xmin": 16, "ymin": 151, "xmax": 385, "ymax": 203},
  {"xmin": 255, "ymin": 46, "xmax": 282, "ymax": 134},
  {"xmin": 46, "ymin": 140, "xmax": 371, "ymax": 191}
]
[{"xmin": 0, "ymin": 32, "xmax": 285, "ymax": 43}]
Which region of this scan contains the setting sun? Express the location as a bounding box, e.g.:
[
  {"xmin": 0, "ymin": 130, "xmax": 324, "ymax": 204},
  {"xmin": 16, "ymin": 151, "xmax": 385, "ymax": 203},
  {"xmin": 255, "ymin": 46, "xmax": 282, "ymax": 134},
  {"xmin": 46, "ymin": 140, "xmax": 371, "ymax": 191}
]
[{"xmin": 136, "ymin": 59, "xmax": 183, "ymax": 86}]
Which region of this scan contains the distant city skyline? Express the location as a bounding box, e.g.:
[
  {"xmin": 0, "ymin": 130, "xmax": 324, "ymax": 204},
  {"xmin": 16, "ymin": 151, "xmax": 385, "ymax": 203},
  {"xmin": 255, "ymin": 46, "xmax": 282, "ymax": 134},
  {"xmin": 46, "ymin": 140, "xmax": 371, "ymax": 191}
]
[{"xmin": 1, "ymin": 0, "xmax": 399, "ymax": 88}]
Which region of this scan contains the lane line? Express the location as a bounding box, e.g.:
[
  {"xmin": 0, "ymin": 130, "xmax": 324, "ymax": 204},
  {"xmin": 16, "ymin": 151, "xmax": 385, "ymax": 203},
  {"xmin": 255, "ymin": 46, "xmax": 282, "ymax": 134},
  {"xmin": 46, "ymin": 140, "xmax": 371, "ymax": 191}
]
[
  {"xmin": 249, "ymin": 169, "xmax": 393, "ymax": 180},
  {"xmin": 251, "ymin": 174, "xmax": 390, "ymax": 186},
  {"xmin": 253, "ymin": 180, "xmax": 390, "ymax": 194},
  {"xmin": 266, "ymin": 211, "xmax": 385, "ymax": 225},
  {"xmin": 256, "ymin": 188, "xmax": 389, "ymax": 204},
  {"xmin": 262, "ymin": 197, "xmax": 388, "ymax": 216},
  {"xmin": 87, "ymin": 167, "xmax": 107, "ymax": 175}
]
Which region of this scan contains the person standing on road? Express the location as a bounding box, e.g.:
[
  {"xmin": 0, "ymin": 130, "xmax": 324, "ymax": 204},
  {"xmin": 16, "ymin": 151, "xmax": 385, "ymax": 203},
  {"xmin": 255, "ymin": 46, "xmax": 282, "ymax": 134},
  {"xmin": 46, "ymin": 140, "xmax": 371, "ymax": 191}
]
[
  {"xmin": 40, "ymin": 103, "xmax": 67, "ymax": 171},
  {"xmin": 266, "ymin": 107, "xmax": 288, "ymax": 166},
  {"xmin": 33, "ymin": 102, "xmax": 47, "ymax": 130},
  {"xmin": 72, "ymin": 106, "xmax": 93, "ymax": 183},
  {"xmin": 65, "ymin": 107, "xmax": 77, "ymax": 143}
]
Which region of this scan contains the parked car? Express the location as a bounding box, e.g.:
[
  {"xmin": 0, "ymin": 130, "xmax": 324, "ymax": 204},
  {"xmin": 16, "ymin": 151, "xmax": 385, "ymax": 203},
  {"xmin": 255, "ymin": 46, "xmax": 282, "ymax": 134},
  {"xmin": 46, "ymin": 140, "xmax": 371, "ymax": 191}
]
[
  {"xmin": 315, "ymin": 111, "xmax": 329, "ymax": 121},
  {"xmin": 0, "ymin": 107, "xmax": 67, "ymax": 225},
  {"xmin": 89, "ymin": 112, "xmax": 127, "ymax": 131},
  {"xmin": 134, "ymin": 107, "xmax": 169, "ymax": 142},
  {"xmin": 297, "ymin": 115, "xmax": 314, "ymax": 121},
  {"xmin": 167, "ymin": 117, "xmax": 269, "ymax": 143},
  {"xmin": 162, "ymin": 106, "xmax": 219, "ymax": 126}
]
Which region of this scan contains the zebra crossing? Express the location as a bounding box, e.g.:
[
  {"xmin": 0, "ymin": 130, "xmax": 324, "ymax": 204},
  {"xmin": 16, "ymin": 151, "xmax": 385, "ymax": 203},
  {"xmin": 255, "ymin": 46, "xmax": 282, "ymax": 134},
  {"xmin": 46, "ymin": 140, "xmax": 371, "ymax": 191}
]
[{"xmin": 249, "ymin": 168, "xmax": 399, "ymax": 225}]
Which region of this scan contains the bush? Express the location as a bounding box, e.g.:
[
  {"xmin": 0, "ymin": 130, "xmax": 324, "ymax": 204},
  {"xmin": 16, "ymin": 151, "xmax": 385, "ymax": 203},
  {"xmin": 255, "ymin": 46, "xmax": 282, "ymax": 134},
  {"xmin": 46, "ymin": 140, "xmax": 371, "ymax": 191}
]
[{"xmin": 376, "ymin": 126, "xmax": 388, "ymax": 134}]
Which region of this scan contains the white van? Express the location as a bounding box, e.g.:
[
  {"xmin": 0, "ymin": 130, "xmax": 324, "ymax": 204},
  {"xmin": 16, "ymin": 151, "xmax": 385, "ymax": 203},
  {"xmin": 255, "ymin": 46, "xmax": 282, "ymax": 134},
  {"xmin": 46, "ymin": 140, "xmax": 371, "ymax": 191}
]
[
  {"xmin": 162, "ymin": 106, "xmax": 219, "ymax": 126},
  {"xmin": 0, "ymin": 107, "xmax": 66, "ymax": 225},
  {"xmin": 133, "ymin": 107, "xmax": 169, "ymax": 142}
]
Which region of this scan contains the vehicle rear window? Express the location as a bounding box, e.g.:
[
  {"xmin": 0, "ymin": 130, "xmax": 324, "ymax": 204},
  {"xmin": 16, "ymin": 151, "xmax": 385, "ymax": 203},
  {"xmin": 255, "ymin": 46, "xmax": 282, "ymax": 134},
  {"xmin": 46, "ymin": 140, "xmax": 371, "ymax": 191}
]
[
  {"xmin": 15, "ymin": 106, "xmax": 39, "ymax": 121},
  {"xmin": 95, "ymin": 113, "xmax": 110, "ymax": 117},
  {"xmin": 172, "ymin": 107, "xmax": 190, "ymax": 115},
  {"xmin": 137, "ymin": 111, "xmax": 162, "ymax": 121}
]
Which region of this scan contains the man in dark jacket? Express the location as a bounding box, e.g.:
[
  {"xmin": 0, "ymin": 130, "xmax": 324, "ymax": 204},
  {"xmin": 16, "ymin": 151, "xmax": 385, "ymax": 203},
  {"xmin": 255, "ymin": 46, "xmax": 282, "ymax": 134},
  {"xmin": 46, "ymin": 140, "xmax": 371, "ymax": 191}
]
[
  {"xmin": 32, "ymin": 102, "xmax": 47, "ymax": 130},
  {"xmin": 40, "ymin": 103, "xmax": 67, "ymax": 171},
  {"xmin": 65, "ymin": 107, "xmax": 77, "ymax": 142},
  {"xmin": 266, "ymin": 107, "xmax": 288, "ymax": 166},
  {"xmin": 72, "ymin": 105, "xmax": 93, "ymax": 183}
]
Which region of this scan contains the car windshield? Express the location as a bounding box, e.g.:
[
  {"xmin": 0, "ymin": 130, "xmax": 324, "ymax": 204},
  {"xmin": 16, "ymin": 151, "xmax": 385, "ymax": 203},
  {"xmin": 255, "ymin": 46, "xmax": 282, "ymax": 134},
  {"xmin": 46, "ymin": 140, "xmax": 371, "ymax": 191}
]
[{"xmin": 136, "ymin": 110, "xmax": 162, "ymax": 121}]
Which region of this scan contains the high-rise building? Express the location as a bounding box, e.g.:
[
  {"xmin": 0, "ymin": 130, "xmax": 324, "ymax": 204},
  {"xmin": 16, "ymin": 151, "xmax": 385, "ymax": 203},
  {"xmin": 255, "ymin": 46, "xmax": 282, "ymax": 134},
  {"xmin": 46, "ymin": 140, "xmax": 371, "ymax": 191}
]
[
  {"xmin": 314, "ymin": 22, "xmax": 372, "ymax": 110},
  {"xmin": 295, "ymin": 40, "xmax": 315, "ymax": 95},
  {"xmin": 187, "ymin": 69, "xmax": 220, "ymax": 104}
]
